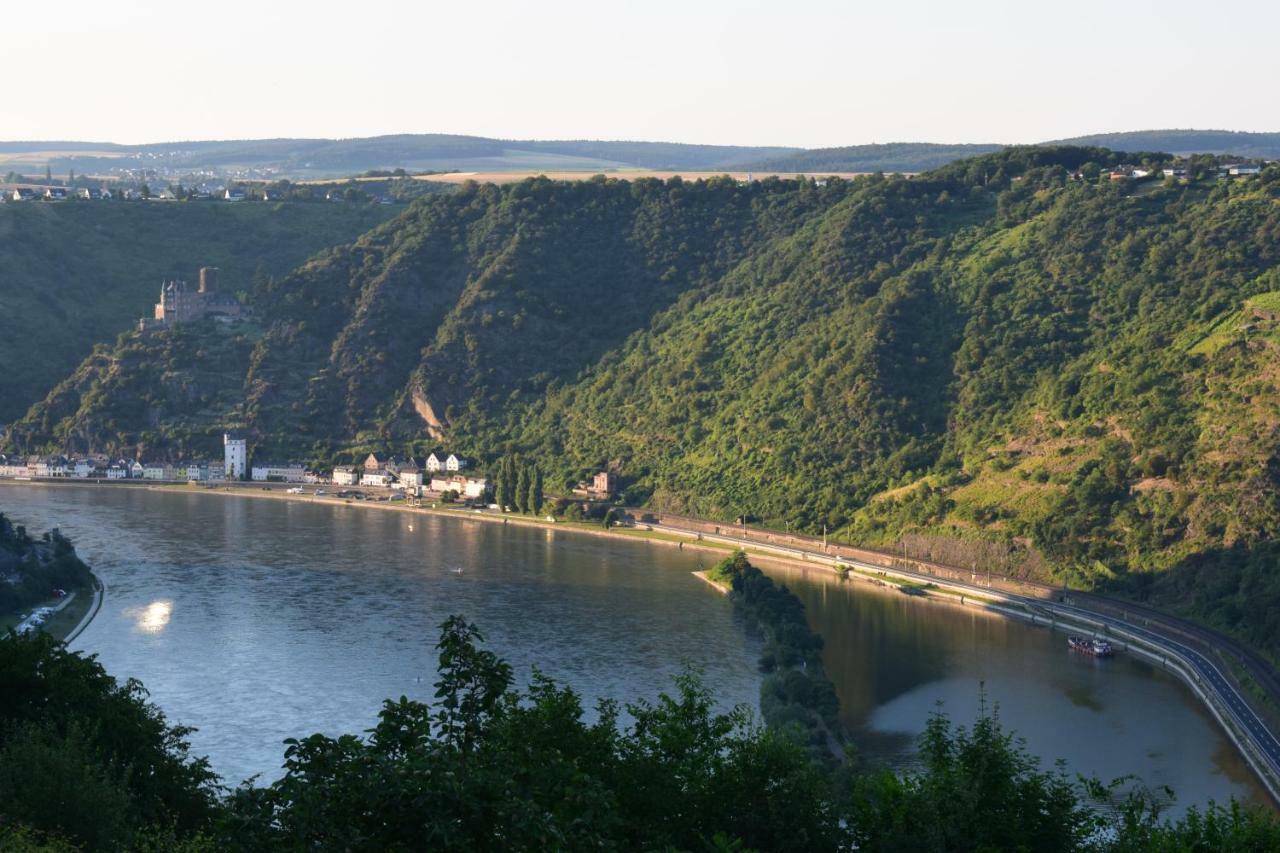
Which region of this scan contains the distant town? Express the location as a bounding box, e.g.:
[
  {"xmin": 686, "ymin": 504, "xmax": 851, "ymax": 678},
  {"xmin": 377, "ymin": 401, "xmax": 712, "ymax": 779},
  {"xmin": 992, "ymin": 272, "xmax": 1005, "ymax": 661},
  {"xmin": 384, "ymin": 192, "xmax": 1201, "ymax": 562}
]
[{"xmin": 0, "ymin": 432, "xmax": 620, "ymax": 508}]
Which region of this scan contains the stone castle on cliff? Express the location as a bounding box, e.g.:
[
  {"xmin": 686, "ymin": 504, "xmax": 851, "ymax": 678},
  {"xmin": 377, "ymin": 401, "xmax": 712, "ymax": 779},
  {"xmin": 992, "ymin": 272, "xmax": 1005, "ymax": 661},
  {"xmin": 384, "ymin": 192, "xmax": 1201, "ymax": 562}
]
[{"xmin": 138, "ymin": 266, "xmax": 245, "ymax": 331}]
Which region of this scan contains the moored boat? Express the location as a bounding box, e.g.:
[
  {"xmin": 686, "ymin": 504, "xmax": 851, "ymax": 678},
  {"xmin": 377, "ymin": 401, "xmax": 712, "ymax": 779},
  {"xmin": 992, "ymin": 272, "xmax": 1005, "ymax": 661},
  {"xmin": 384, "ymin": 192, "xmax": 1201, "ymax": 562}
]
[{"xmin": 1068, "ymin": 635, "xmax": 1114, "ymax": 657}]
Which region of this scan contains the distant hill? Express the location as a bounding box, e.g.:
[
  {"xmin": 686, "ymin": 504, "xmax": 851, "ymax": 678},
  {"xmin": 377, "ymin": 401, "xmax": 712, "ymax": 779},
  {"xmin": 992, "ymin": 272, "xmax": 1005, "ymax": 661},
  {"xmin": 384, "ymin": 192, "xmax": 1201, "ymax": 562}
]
[
  {"xmin": 6, "ymin": 129, "xmax": 1277, "ymax": 180},
  {"xmin": 0, "ymin": 135, "xmax": 802, "ymax": 179},
  {"xmin": 1051, "ymin": 129, "xmax": 1280, "ymax": 158},
  {"xmin": 731, "ymin": 130, "xmax": 1280, "ymax": 174},
  {"xmin": 0, "ymin": 201, "xmax": 397, "ymax": 423},
  {"xmin": 732, "ymin": 142, "xmax": 1005, "ymax": 173}
]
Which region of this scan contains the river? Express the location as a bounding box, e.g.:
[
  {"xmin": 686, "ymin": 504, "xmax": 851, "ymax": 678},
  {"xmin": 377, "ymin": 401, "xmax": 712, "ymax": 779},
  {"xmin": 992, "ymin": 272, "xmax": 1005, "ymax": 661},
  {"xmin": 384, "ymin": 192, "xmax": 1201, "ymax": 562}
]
[{"xmin": 1, "ymin": 483, "xmax": 1267, "ymax": 813}]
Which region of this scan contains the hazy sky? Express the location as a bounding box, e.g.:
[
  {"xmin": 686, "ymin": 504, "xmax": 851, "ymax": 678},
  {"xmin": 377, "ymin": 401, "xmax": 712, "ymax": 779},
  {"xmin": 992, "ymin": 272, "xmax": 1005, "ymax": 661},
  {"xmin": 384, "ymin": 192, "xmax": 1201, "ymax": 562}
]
[{"xmin": 6, "ymin": 0, "xmax": 1278, "ymax": 147}]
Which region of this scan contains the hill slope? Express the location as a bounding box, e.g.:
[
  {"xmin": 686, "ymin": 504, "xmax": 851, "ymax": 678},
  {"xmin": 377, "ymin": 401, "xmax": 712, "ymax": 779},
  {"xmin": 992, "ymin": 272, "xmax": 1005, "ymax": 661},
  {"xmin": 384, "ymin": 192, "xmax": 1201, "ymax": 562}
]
[
  {"xmin": 734, "ymin": 142, "xmax": 1005, "ymax": 173},
  {"xmin": 0, "ymin": 135, "xmax": 801, "ymax": 179},
  {"xmin": 9, "ymin": 148, "xmax": 1280, "ymax": 654},
  {"xmin": 0, "ymin": 202, "xmax": 397, "ymax": 423},
  {"xmin": 1052, "ymin": 129, "xmax": 1280, "ymax": 158}
]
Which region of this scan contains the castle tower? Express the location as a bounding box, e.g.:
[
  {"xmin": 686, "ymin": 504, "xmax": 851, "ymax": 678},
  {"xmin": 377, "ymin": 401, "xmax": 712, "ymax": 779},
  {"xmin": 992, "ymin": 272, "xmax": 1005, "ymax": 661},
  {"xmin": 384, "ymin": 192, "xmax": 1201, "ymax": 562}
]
[
  {"xmin": 224, "ymin": 430, "xmax": 247, "ymax": 480},
  {"xmin": 199, "ymin": 267, "xmax": 219, "ymax": 294}
]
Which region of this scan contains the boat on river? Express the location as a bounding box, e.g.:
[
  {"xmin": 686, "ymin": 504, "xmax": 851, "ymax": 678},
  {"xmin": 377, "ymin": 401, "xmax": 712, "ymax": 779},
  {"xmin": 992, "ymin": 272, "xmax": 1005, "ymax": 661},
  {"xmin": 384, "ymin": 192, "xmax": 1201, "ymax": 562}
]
[{"xmin": 1068, "ymin": 635, "xmax": 1114, "ymax": 657}]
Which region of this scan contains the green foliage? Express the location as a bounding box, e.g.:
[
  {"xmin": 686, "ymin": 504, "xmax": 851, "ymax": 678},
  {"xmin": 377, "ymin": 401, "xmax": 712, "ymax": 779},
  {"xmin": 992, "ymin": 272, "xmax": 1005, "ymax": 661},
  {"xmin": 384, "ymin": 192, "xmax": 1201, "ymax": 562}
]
[
  {"xmin": 0, "ymin": 515, "xmax": 92, "ymax": 616},
  {"xmin": 2, "ymin": 607, "xmax": 1278, "ymax": 850},
  {"xmin": 0, "ymin": 200, "xmax": 395, "ymax": 422},
  {"xmin": 848, "ymin": 699, "xmax": 1098, "ymax": 852},
  {"xmin": 10, "ymin": 149, "xmax": 1280, "ymax": 656},
  {"xmin": 716, "ymin": 553, "xmax": 845, "ymax": 759},
  {"xmin": 0, "ymin": 631, "xmax": 219, "ymax": 848},
  {"xmin": 738, "ymin": 141, "xmax": 1004, "ymax": 173}
]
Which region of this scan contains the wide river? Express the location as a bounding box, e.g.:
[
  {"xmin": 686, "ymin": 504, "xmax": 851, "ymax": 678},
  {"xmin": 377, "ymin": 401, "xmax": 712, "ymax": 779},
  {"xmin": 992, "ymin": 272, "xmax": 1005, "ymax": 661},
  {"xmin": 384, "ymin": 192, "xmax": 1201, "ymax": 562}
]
[{"xmin": 3, "ymin": 484, "xmax": 1268, "ymax": 812}]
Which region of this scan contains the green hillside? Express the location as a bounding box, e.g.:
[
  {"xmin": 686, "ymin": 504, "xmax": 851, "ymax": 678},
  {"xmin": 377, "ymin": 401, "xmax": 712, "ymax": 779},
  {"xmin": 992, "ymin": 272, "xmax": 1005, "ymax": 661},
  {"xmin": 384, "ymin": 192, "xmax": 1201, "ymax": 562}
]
[
  {"xmin": 1052, "ymin": 129, "xmax": 1280, "ymax": 158},
  {"xmin": 9, "ymin": 147, "xmax": 1280, "ymax": 655},
  {"xmin": 1, "ymin": 135, "xmax": 801, "ymax": 178},
  {"xmin": 735, "ymin": 141, "xmax": 1005, "ymax": 173},
  {"xmin": 0, "ymin": 201, "xmax": 397, "ymax": 423}
]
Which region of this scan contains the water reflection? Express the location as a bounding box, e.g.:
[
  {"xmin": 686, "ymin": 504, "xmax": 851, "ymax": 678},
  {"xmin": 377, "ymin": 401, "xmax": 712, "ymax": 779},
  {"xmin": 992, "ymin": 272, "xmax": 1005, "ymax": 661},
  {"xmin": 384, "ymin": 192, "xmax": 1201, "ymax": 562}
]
[
  {"xmin": 0, "ymin": 483, "xmax": 1269, "ymax": 813},
  {"xmin": 760, "ymin": 558, "xmax": 1270, "ymax": 814},
  {"xmin": 131, "ymin": 600, "xmax": 172, "ymax": 633}
]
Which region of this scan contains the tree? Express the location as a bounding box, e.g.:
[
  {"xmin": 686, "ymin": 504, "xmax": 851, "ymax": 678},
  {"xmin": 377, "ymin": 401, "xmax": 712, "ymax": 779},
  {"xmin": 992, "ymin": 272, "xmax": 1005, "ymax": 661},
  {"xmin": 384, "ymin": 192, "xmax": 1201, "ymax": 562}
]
[
  {"xmin": 515, "ymin": 462, "xmax": 531, "ymax": 513},
  {"xmin": 528, "ymin": 466, "xmax": 544, "ymax": 515},
  {"xmin": 0, "ymin": 632, "xmax": 219, "ymax": 847},
  {"xmin": 496, "ymin": 455, "xmax": 516, "ymax": 510}
]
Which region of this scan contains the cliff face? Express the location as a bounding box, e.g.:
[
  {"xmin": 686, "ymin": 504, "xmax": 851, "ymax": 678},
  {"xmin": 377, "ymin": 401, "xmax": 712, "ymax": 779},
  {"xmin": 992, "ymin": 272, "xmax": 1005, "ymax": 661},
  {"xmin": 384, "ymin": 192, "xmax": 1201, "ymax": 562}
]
[{"xmin": 8, "ymin": 151, "xmax": 1280, "ymax": 651}]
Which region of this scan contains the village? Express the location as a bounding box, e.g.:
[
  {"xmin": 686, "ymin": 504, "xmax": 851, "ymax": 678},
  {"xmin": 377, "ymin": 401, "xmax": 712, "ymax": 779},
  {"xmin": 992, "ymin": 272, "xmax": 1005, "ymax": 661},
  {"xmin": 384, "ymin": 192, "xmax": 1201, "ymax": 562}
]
[{"xmin": 0, "ymin": 431, "xmax": 620, "ymax": 507}]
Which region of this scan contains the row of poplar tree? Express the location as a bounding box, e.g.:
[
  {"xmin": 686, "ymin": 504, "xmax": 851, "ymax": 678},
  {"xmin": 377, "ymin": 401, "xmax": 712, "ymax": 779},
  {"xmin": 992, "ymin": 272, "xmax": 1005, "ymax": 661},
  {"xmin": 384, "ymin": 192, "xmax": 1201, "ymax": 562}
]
[{"xmin": 492, "ymin": 456, "xmax": 544, "ymax": 514}]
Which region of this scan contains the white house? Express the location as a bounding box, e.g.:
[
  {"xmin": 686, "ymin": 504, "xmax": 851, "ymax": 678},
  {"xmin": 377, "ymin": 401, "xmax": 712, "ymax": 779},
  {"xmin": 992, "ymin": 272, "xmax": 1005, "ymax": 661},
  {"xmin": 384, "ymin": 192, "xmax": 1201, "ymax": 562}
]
[
  {"xmin": 397, "ymin": 459, "xmax": 425, "ymax": 491},
  {"xmin": 129, "ymin": 460, "xmax": 145, "ymax": 479},
  {"xmin": 72, "ymin": 459, "xmax": 95, "ymax": 478},
  {"xmin": 224, "ymin": 189, "xmax": 246, "ymax": 202},
  {"xmin": 35, "ymin": 457, "xmax": 68, "ymax": 477},
  {"xmin": 251, "ymin": 462, "xmax": 306, "ymax": 483},
  {"xmin": 106, "ymin": 465, "xmax": 128, "ymax": 480},
  {"xmin": 332, "ymin": 466, "xmax": 360, "ymax": 486},
  {"xmin": 429, "ymin": 474, "xmax": 489, "ymax": 499},
  {"xmin": 362, "ymin": 469, "xmax": 396, "ymax": 488},
  {"xmin": 143, "ymin": 464, "xmax": 167, "ymax": 480},
  {"xmin": 224, "ymin": 431, "xmax": 247, "ymax": 479},
  {"xmin": 446, "ymin": 454, "xmax": 468, "ymax": 472},
  {"xmin": 425, "ymin": 452, "xmax": 445, "ymax": 472},
  {"xmin": 1229, "ymin": 165, "xmax": 1262, "ymax": 176},
  {"xmin": 0, "ymin": 456, "xmax": 32, "ymax": 477}
]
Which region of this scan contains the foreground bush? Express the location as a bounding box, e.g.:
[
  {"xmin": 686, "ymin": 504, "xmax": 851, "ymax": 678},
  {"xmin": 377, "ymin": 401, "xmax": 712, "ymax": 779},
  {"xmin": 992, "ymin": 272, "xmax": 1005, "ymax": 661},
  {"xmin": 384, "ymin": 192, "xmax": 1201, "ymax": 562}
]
[{"xmin": 4, "ymin": 617, "xmax": 1280, "ymax": 850}]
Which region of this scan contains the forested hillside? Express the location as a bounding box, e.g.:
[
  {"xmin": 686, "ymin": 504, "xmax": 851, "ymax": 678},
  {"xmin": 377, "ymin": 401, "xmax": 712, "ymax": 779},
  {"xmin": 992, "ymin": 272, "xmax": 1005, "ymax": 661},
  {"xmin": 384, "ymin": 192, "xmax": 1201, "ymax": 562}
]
[
  {"xmin": 9, "ymin": 148, "xmax": 1280, "ymax": 653},
  {"xmin": 0, "ymin": 202, "xmax": 396, "ymax": 422},
  {"xmin": 736, "ymin": 142, "xmax": 1004, "ymax": 173},
  {"xmin": 1053, "ymin": 129, "xmax": 1280, "ymax": 159}
]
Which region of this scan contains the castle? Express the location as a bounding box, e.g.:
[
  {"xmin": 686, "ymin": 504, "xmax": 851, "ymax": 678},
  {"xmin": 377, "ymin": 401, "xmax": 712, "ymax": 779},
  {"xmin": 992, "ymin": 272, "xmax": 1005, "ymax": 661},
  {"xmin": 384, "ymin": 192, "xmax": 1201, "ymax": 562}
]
[{"xmin": 138, "ymin": 267, "xmax": 245, "ymax": 331}]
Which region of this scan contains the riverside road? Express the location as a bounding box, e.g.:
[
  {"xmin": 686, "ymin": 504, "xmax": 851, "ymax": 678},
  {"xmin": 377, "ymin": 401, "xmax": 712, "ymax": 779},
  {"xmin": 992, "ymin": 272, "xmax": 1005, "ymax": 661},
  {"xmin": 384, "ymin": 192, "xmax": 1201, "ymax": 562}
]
[{"xmin": 646, "ymin": 519, "xmax": 1280, "ymax": 800}]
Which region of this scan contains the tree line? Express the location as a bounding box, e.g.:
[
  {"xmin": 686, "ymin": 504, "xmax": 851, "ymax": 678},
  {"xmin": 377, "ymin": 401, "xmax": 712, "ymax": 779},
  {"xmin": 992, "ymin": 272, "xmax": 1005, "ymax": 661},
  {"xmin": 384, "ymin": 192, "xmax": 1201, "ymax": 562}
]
[
  {"xmin": 491, "ymin": 455, "xmax": 543, "ymax": 514},
  {"xmin": 4, "ymin": 614, "xmax": 1280, "ymax": 850}
]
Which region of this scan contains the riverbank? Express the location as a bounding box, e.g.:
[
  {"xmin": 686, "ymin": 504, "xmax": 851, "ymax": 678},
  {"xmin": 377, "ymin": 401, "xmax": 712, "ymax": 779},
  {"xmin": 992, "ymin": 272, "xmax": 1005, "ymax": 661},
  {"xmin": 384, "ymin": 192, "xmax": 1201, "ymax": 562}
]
[
  {"xmin": 1, "ymin": 573, "xmax": 99, "ymax": 643},
  {"xmin": 4, "ymin": 477, "xmax": 1278, "ymax": 804}
]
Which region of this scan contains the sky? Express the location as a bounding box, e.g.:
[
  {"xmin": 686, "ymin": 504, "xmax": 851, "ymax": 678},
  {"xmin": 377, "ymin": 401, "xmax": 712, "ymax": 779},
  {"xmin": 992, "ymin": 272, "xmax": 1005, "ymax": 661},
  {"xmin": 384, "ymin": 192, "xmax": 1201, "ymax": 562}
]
[{"xmin": 4, "ymin": 0, "xmax": 1279, "ymax": 147}]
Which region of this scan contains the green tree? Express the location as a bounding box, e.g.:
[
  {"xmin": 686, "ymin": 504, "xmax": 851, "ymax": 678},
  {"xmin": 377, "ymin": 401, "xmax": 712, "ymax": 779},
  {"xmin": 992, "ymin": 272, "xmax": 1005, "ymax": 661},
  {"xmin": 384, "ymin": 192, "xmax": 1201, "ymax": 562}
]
[
  {"xmin": 515, "ymin": 462, "xmax": 531, "ymax": 513},
  {"xmin": 528, "ymin": 466, "xmax": 543, "ymax": 515},
  {"xmin": 0, "ymin": 631, "xmax": 219, "ymax": 846}
]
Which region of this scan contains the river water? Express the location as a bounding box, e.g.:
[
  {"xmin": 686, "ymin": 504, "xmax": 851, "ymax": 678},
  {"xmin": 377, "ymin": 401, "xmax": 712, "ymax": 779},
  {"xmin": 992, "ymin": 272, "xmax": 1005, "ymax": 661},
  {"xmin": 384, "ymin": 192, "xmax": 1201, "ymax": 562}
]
[{"xmin": 1, "ymin": 483, "xmax": 1267, "ymax": 812}]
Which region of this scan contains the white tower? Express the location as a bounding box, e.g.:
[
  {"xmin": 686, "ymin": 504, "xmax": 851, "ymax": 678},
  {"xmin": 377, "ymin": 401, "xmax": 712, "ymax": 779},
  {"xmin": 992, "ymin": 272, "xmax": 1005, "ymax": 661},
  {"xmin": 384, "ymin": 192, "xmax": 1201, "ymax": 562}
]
[{"xmin": 224, "ymin": 431, "xmax": 247, "ymax": 480}]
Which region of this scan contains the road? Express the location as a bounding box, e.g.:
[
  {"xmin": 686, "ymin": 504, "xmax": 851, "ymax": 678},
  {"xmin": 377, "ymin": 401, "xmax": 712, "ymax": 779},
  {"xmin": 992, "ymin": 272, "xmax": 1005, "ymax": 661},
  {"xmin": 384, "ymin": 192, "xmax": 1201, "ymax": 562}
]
[{"xmin": 646, "ymin": 520, "xmax": 1280, "ymax": 798}]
